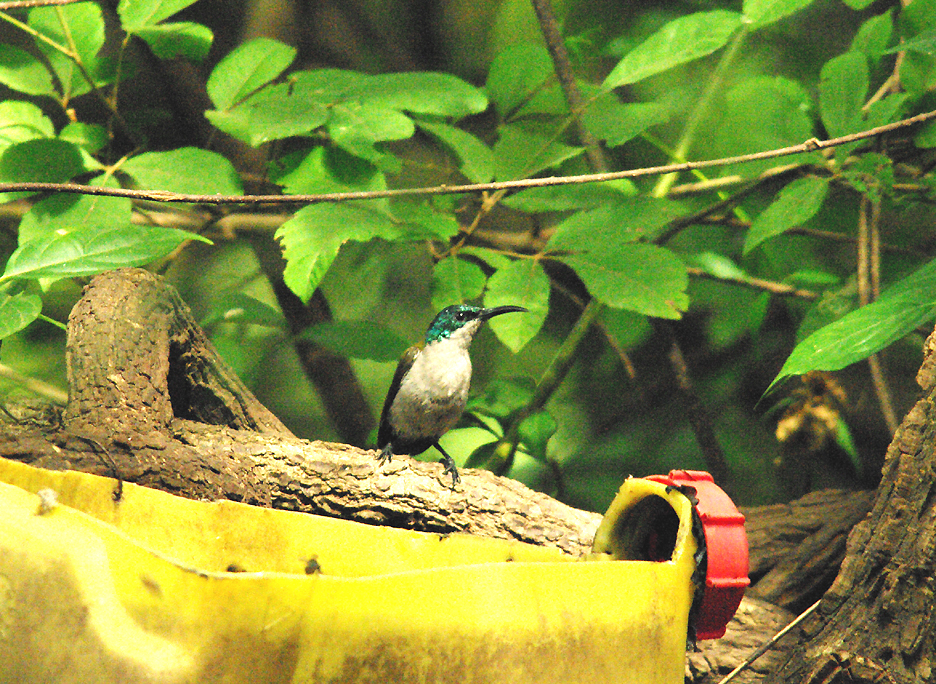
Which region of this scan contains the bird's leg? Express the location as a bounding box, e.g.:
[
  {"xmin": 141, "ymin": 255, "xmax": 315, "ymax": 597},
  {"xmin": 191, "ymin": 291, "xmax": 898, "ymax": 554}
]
[
  {"xmin": 377, "ymin": 442, "xmax": 393, "ymax": 465},
  {"xmin": 433, "ymin": 442, "xmax": 461, "ymax": 487}
]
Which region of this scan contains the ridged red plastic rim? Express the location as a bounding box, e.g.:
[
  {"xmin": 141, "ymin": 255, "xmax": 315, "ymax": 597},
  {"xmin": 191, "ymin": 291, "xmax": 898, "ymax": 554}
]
[{"xmin": 645, "ymin": 469, "xmax": 749, "ymax": 640}]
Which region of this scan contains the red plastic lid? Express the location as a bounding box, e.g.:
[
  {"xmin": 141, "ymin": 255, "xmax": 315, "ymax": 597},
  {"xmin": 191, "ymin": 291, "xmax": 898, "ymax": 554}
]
[{"xmin": 645, "ymin": 470, "xmax": 749, "ymax": 640}]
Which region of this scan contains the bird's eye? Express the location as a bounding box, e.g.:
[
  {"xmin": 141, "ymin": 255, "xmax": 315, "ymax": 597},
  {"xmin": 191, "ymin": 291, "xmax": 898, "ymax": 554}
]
[{"xmin": 455, "ymin": 311, "xmax": 469, "ymax": 321}]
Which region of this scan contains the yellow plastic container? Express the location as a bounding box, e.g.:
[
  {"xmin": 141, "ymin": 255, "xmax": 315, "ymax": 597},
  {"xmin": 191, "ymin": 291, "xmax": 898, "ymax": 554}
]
[{"xmin": 0, "ymin": 458, "xmax": 705, "ymax": 684}]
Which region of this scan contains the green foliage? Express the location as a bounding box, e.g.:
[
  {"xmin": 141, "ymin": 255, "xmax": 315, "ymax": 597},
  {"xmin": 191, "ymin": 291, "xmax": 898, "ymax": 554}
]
[
  {"xmin": 300, "ymin": 320, "xmax": 410, "ymax": 363},
  {"xmin": 122, "ymin": 148, "xmax": 243, "ymax": 195},
  {"xmin": 0, "ymin": 225, "xmax": 208, "ymax": 284},
  {"xmin": 770, "ymin": 259, "xmax": 936, "ymax": 391},
  {"xmin": 432, "ymin": 257, "xmax": 487, "ymax": 311},
  {"xmin": 1, "ymin": 0, "xmax": 935, "ymax": 510},
  {"xmin": 483, "ymin": 259, "xmax": 550, "ymax": 353},
  {"xmin": 0, "ymin": 292, "xmax": 41, "ymax": 339},
  {"xmin": 602, "ymin": 10, "xmax": 743, "ymax": 89},
  {"xmin": 744, "ymin": 177, "xmax": 829, "ymax": 254},
  {"xmin": 118, "ymin": 0, "xmax": 212, "ymax": 61}
]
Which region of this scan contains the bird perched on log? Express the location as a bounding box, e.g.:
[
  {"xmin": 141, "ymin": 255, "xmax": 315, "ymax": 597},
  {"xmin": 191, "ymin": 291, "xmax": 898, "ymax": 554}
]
[{"xmin": 377, "ymin": 304, "xmax": 527, "ymax": 486}]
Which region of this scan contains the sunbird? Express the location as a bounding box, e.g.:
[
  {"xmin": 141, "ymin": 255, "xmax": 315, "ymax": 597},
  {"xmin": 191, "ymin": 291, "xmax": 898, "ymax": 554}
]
[{"xmin": 377, "ymin": 304, "xmax": 527, "ymax": 486}]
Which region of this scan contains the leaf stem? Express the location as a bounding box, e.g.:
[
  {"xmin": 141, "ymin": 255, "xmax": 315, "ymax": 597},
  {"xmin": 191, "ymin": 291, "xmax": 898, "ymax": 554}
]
[{"xmin": 652, "ymin": 27, "xmax": 748, "ymax": 199}]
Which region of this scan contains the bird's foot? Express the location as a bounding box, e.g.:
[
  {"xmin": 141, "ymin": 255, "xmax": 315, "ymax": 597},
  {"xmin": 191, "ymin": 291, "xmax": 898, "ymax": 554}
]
[
  {"xmin": 440, "ymin": 454, "xmax": 461, "ymax": 488},
  {"xmin": 377, "ymin": 443, "xmax": 393, "ymax": 466}
]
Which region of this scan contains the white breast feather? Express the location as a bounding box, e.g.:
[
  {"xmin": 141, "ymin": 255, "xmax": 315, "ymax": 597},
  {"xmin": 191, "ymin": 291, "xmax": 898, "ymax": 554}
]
[{"xmin": 389, "ymin": 338, "xmax": 473, "ymax": 441}]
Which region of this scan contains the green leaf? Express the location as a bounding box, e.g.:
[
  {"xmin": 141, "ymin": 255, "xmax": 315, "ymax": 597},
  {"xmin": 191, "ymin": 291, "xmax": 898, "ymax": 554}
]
[
  {"xmin": 842, "ymin": 152, "xmax": 894, "ymax": 202},
  {"xmin": 0, "ymin": 45, "xmax": 55, "ymax": 96},
  {"xmin": 365, "ymin": 72, "xmax": 487, "ymax": 118},
  {"xmin": 917, "ymin": 119, "xmax": 936, "ymax": 149},
  {"xmin": 392, "ymin": 201, "xmax": 460, "ymax": 241},
  {"xmin": 865, "ymin": 93, "xmax": 908, "ymax": 131},
  {"xmin": 744, "ymin": 176, "xmax": 829, "ymax": 255},
  {"xmin": 273, "ymin": 146, "xmax": 385, "ymax": 197},
  {"xmin": 290, "ymin": 68, "xmax": 366, "ymax": 103},
  {"xmin": 897, "ymin": 0, "xmax": 936, "ymax": 97},
  {"xmin": 556, "ymin": 244, "xmax": 689, "ymax": 319},
  {"xmin": 202, "ymin": 292, "xmax": 285, "ymax": 330},
  {"xmin": 484, "ymin": 259, "xmax": 549, "ymax": 353},
  {"xmin": 599, "ymin": 307, "xmax": 652, "ymax": 350},
  {"xmin": 1, "ymin": 225, "xmax": 209, "ymax": 284},
  {"xmin": 820, "ymin": 52, "xmax": 868, "ymax": 139},
  {"xmin": 276, "ymin": 203, "xmax": 399, "ymax": 302},
  {"xmin": 884, "ymin": 29, "xmax": 936, "ymax": 56},
  {"xmin": 207, "ymin": 37, "xmax": 297, "ymax": 110},
  {"xmin": 0, "ymin": 101, "xmax": 55, "ymax": 149},
  {"xmin": 833, "ymin": 418, "xmax": 862, "ymax": 476},
  {"xmin": 458, "ymin": 246, "xmax": 513, "ymax": 272},
  {"xmin": 133, "ymin": 22, "xmax": 213, "ymax": 61},
  {"xmin": 327, "ymin": 101, "xmax": 413, "ymax": 171},
  {"xmin": 206, "ymin": 82, "xmax": 329, "ymax": 147},
  {"xmin": 0, "ymin": 139, "xmax": 86, "ymax": 198},
  {"xmin": 743, "ymin": 0, "xmax": 817, "ymax": 30},
  {"xmin": 122, "ymin": 148, "xmax": 243, "ymax": 195},
  {"xmin": 431, "ymin": 257, "xmax": 487, "ymax": 311},
  {"xmin": 463, "ymin": 440, "xmax": 500, "ymax": 470},
  {"xmin": 770, "ymin": 259, "xmax": 936, "ymax": 391},
  {"xmin": 493, "ymin": 123, "xmax": 583, "ymax": 181},
  {"xmin": 29, "ymin": 3, "xmax": 106, "ymax": 98},
  {"xmin": 518, "ymin": 410, "xmax": 557, "ymax": 462},
  {"xmin": 851, "ymin": 10, "xmax": 894, "ymax": 58},
  {"xmin": 301, "ymin": 319, "xmax": 410, "ymax": 362},
  {"xmin": 687, "ymin": 251, "xmax": 749, "ymax": 281},
  {"xmin": 705, "ymin": 76, "xmax": 818, "ymax": 177},
  {"xmin": 486, "ymin": 44, "xmax": 556, "ymax": 119},
  {"xmin": 18, "ymin": 176, "xmax": 131, "ymax": 244},
  {"xmin": 603, "ymin": 11, "xmax": 742, "ymax": 89},
  {"xmin": 796, "ymin": 281, "xmax": 858, "ymax": 343},
  {"xmin": 582, "ymin": 95, "xmax": 670, "ymax": 148},
  {"xmin": 467, "ymin": 376, "xmax": 535, "ymax": 419},
  {"xmin": 549, "ymin": 196, "xmax": 683, "ymax": 248},
  {"xmin": 118, "ymin": 0, "xmax": 201, "ymax": 30},
  {"xmin": 416, "ymin": 120, "xmax": 494, "ymax": 183},
  {"xmin": 0, "ymin": 292, "xmax": 42, "ymax": 340},
  {"xmin": 841, "ymin": 0, "xmax": 877, "ymax": 8},
  {"xmin": 59, "ymin": 122, "xmax": 108, "ymax": 154},
  {"xmin": 503, "ymin": 181, "xmax": 633, "ymax": 212}
]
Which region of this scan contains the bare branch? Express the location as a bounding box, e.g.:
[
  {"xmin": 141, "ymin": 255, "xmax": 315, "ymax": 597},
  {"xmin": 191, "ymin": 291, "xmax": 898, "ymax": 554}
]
[{"xmin": 0, "ymin": 0, "xmax": 80, "ymax": 9}]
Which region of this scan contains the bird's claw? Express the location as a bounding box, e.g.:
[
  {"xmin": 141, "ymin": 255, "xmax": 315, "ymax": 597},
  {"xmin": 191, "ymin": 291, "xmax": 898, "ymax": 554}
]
[
  {"xmin": 377, "ymin": 444, "xmax": 393, "ymax": 466},
  {"xmin": 440, "ymin": 455, "xmax": 461, "ymax": 488}
]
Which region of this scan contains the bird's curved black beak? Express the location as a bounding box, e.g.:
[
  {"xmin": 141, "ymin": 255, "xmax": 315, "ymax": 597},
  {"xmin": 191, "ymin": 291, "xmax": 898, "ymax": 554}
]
[{"xmin": 479, "ymin": 305, "xmax": 528, "ymax": 321}]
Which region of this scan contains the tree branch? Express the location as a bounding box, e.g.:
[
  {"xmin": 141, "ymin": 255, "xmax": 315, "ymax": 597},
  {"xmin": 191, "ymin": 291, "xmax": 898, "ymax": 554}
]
[{"xmin": 0, "ymin": 110, "xmax": 932, "ymax": 205}]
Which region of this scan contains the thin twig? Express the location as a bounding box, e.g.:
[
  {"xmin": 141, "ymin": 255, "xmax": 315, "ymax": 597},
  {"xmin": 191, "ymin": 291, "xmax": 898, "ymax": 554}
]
[
  {"xmin": 0, "ymin": 363, "xmax": 68, "ymax": 405},
  {"xmin": 0, "ymin": 0, "xmax": 79, "ymax": 9},
  {"xmin": 0, "ymin": 109, "xmax": 932, "ymax": 205},
  {"xmin": 858, "ymin": 193, "xmax": 900, "ymax": 435},
  {"xmin": 857, "ymin": 195, "xmax": 871, "ymax": 307},
  {"xmin": 660, "ymin": 321, "xmax": 731, "ymax": 488},
  {"xmin": 530, "ymin": 0, "xmax": 608, "ymax": 173},
  {"xmin": 686, "ymin": 267, "xmax": 819, "ymax": 300},
  {"xmin": 716, "ymin": 599, "xmax": 822, "ymax": 684}
]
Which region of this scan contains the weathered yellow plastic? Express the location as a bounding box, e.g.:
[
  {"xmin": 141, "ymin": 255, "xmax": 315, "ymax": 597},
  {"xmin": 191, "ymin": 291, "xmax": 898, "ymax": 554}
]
[{"xmin": 0, "ymin": 459, "xmax": 698, "ymax": 684}]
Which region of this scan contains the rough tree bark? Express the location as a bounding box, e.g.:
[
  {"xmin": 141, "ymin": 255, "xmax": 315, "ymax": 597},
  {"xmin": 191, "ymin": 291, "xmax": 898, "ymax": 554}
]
[
  {"xmin": 769, "ymin": 329, "xmax": 936, "ymax": 684},
  {"xmin": 0, "ymin": 268, "xmax": 903, "ymax": 682}
]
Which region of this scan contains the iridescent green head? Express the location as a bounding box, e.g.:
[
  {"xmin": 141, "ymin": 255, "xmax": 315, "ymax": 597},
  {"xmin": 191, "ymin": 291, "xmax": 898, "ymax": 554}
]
[{"xmin": 425, "ymin": 304, "xmax": 527, "ymax": 344}]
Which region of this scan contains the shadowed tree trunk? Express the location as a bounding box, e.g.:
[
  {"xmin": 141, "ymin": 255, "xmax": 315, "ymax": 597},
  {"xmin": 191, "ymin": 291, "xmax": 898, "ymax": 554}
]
[{"xmin": 769, "ymin": 328, "xmax": 936, "ymax": 684}]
